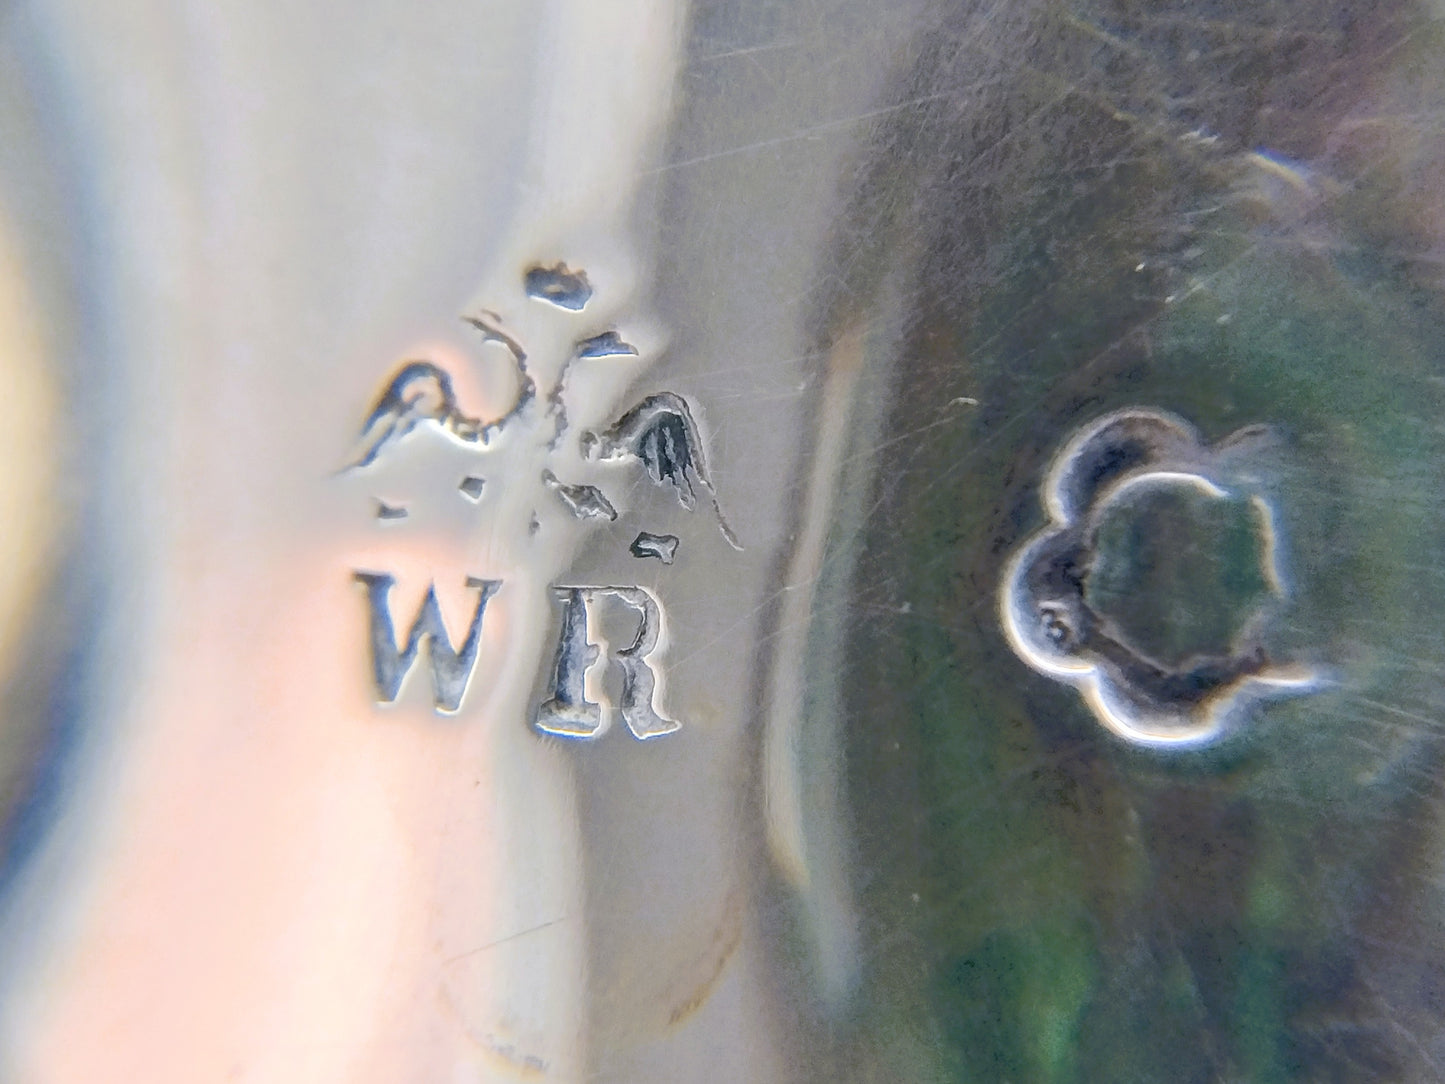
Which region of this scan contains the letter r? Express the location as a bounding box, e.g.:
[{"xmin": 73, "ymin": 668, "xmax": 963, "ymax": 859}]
[{"xmin": 535, "ymin": 585, "xmax": 680, "ymax": 740}]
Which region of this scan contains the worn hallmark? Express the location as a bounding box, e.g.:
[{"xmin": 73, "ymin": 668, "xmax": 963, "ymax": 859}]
[{"xmin": 342, "ymin": 264, "xmax": 737, "ymax": 738}]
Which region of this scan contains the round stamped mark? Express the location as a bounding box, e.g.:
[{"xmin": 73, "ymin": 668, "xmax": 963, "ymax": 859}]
[{"xmin": 999, "ymin": 409, "xmax": 1319, "ymax": 748}]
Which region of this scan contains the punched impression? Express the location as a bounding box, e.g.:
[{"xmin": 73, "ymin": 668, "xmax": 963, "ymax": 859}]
[{"xmin": 999, "ymin": 409, "xmax": 1317, "ymax": 747}]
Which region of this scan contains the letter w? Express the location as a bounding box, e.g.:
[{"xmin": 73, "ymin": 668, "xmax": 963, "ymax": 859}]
[{"xmin": 354, "ymin": 573, "xmax": 501, "ymax": 713}]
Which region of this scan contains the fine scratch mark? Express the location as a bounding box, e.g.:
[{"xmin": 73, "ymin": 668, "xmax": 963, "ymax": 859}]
[
  {"xmin": 643, "ymin": 93, "xmax": 954, "ymax": 175},
  {"xmin": 694, "ymin": 38, "xmax": 804, "ymax": 63},
  {"xmin": 442, "ymin": 916, "xmax": 569, "ymax": 966}
]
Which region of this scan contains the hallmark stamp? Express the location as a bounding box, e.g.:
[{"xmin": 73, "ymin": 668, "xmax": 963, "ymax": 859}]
[
  {"xmin": 353, "ymin": 573, "xmax": 501, "ymax": 714},
  {"xmin": 999, "ymin": 408, "xmax": 1317, "ymax": 747},
  {"xmin": 536, "ymin": 586, "xmax": 678, "ymax": 741},
  {"xmin": 342, "ymin": 263, "xmax": 736, "ymax": 738}
]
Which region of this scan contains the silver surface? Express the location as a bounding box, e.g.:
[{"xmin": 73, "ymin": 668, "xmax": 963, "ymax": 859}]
[{"xmin": 2, "ymin": 1, "xmax": 1445, "ymax": 1081}]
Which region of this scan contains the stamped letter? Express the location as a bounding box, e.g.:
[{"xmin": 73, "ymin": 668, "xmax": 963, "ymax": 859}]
[
  {"xmin": 536, "ymin": 586, "xmax": 679, "ymax": 740},
  {"xmin": 354, "ymin": 573, "xmax": 501, "ymax": 713}
]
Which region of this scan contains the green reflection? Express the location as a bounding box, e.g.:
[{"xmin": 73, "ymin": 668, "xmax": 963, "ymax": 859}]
[
  {"xmin": 817, "ymin": 1, "xmax": 1445, "ymax": 1080},
  {"xmin": 1086, "ymin": 483, "xmax": 1272, "ymax": 669}
]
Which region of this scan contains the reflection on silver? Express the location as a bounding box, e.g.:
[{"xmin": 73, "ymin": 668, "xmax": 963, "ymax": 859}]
[
  {"xmin": 3, "ymin": 0, "xmax": 1445, "ymax": 1079},
  {"xmin": 0, "ymin": 1, "xmax": 696, "ymax": 1079}
]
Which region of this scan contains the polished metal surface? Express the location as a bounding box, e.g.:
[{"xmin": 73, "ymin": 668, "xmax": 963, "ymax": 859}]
[{"xmin": 3, "ymin": 0, "xmax": 1445, "ymax": 1081}]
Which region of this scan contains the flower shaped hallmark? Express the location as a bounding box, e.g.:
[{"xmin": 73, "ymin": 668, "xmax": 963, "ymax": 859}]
[{"xmin": 999, "ymin": 408, "xmax": 1319, "ymax": 747}]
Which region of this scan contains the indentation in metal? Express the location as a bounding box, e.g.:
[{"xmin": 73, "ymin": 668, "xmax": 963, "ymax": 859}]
[
  {"xmin": 999, "ymin": 408, "xmax": 1317, "ymax": 747},
  {"xmin": 523, "ymin": 262, "xmax": 593, "ymax": 311},
  {"xmin": 630, "ymin": 531, "xmax": 679, "ymax": 564}
]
